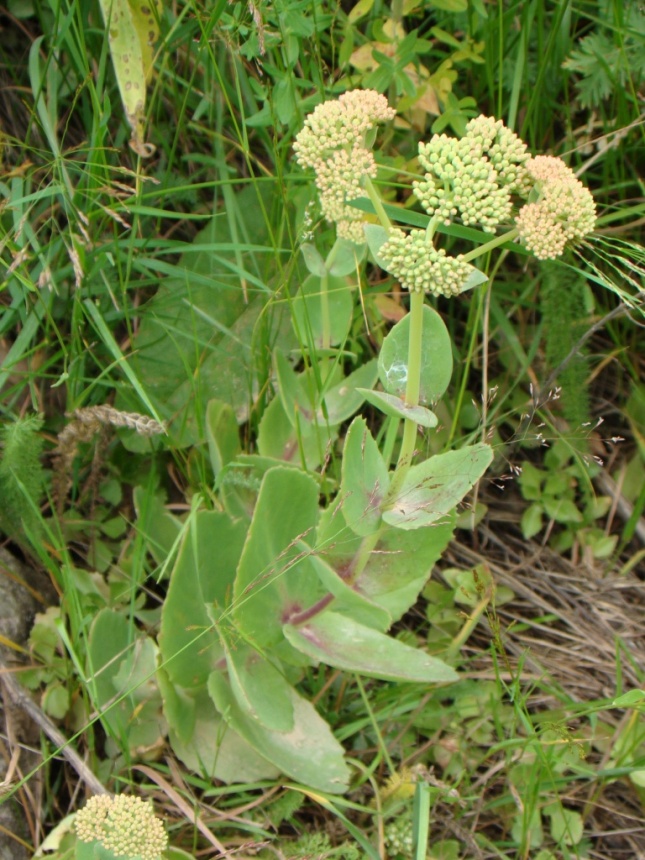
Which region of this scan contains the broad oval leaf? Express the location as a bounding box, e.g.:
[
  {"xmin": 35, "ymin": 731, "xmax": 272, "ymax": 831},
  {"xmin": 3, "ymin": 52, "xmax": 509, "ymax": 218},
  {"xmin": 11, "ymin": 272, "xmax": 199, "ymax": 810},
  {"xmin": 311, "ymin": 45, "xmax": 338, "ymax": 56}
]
[
  {"xmin": 159, "ymin": 510, "xmax": 246, "ymax": 687},
  {"xmin": 357, "ymin": 388, "xmax": 439, "ymax": 427},
  {"xmin": 223, "ymin": 638, "xmax": 295, "ymax": 732},
  {"xmin": 340, "ymin": 416, "xmax": 389, "ymax": 536},
  {"xmin": 379, "ymin": 305, "xmax": 453, "ymax": 405},
  {"xmin": 284, "ymin": 611, "xmax": 458, "ymax": 683},
  {"xmin": 382, "ymin": 443, "xmax": 493, "ymax": 530},
  {"xmin": 232, "ymin": 467, "xmax": 324, "ymax": 647},
  {"xmin": 208, "ymin": 672, "xmax": 350, "ymax": 793}
]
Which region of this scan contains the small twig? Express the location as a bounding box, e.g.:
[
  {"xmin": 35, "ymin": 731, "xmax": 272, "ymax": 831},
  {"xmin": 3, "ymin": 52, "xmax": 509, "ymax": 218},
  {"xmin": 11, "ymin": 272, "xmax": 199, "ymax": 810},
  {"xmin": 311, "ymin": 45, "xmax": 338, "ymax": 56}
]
[{"xmin": 0, "ymin": 660, "xmax": 108, "ymax": 797}]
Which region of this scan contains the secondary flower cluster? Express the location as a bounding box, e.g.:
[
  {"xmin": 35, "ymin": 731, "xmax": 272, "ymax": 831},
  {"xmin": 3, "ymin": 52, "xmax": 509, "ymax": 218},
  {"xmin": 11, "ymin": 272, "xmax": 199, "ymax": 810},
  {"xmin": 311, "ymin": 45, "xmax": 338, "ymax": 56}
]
[
  {"xmin": 515, "ymin": 155, "xmax": 597, "ymax": 259},
  {"xmin": 414, "ymin": 115, "xmax": 531, "ymax": 233},
  {"xmin": 379, "ymin": 228, "xmax": 474, "ymax": 297},
  {"xmin": 75, "ymin": 794, "xmax": 168, "ymax": 860},
  {"xmin": 294, "ymin": 89, "xmax": 395, "ymax": 243}
]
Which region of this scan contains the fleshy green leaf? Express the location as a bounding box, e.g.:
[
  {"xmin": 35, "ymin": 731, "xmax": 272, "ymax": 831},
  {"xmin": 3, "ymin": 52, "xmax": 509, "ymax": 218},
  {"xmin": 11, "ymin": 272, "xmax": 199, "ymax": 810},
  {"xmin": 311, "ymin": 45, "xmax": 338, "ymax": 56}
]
[
  {"xmin": 328, "ymin": 238, "xmax": 366, "ymax": 276},
  {"xmin": 161, "ymin": 681, "xmax": 279, "ymax": 783},
  {"xmin": 300, "ymin": 244, "xmax": 327, "ymax": 277},
  {"xmin": 223, "ymin": 637, "xmax": 295, "ymax": 731},
  {"xmin": 320, "ymin": 359, "xmax": 379, "ymax": 424},
  {"xmin": 379, "ymin": 305, "xmax": 453, "ymax": 405},
  {"xmin": 357, "ymin": 388, "xmax": 438, "ymax": 427},
  {"xmin": 317, "ymin": 497, "xmax": 454, "ymax": 625},
  {"xmin": 206, "ymin": 399, "xmax": 241, "ymax": 476},
  {"xmin": 284, "ymin": 611, "xmax": 458, "ymax": 683},
  {"xmin": 382, "ymin": 444, "xmax": 493, "ymax": 530},
  {"xmin": 160, "ymin": 511, "xmax": 246, "ymax": 687},
  {"xmin": 311, "ymin": 554, "xmax": 392, "ymax": 629},
  {"xmin": 232, "ymin": 467, "xmax": 324, "ymax": 647},
  {"xmin": 340, "ymin": 417, "xmax": 389, "ymax": 536},
  {"xmin": 208, "ymin": 672, "xmax": 350, "ymax": 793}
]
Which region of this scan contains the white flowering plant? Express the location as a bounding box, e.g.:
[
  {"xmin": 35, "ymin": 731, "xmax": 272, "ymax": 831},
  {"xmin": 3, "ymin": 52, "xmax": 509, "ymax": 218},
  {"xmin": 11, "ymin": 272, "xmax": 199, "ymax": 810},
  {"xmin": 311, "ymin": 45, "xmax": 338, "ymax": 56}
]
[
  {"xmin": 291, "ymin": 88, "xmax": 595, "ymax": 521},
  {"xmin": 148, "ymin": 89, "xmax": 599, "ymax": 793}
]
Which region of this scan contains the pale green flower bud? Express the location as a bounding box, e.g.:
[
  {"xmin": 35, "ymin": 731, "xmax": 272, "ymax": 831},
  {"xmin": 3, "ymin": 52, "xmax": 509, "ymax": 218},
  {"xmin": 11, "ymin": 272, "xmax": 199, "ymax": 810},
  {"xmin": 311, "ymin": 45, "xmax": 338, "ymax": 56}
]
[
  {"xmin": 413, "ymin": 116, "xmax": 531, "ymax": 233},
  {"xmin": 379, "ymin": 228, "xmax": 473, "ymax": 297}
]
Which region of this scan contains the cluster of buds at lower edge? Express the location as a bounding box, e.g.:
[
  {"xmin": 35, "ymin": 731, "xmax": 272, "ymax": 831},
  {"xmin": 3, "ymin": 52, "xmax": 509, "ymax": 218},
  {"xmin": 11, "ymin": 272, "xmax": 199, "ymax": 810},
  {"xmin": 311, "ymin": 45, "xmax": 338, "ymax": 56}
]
[
  {"xmin": 295, "ymin": 90, "xmax": 596, "ymax": 294},
  {"xmin": 75, "ymin": 794, "xmax": 168, "ymax": 860}
]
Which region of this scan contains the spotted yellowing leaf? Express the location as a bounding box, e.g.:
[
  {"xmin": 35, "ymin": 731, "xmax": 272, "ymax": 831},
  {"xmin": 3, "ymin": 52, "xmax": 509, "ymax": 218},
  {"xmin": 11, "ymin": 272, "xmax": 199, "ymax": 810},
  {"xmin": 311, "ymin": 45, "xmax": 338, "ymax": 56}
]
[{"xmin": 98, "ymin": 0, "xmax": 161, "ymax": 155}]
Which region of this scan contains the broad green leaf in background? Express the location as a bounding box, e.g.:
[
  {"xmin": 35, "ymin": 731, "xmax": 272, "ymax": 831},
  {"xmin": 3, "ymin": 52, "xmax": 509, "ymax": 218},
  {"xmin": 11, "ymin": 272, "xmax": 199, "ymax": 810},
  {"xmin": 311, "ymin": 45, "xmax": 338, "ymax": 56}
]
[
  {"xmin": 208, "ymin": 672, "xmax": 350, "ymax": 793},
  {"xmin": 284, "ymin": 611, "xmax": 458, "ymax": 682},
  {"xmin": 119, "ymin": 185, "xmax": 294, "ymax": 447},
  {"xmin": 340, "ymin": 416, "xmax": 389, "ymax": 536},
  {"xmin": 87, "ymin": 609, "xmax": 164, "ymax": 752},
  {"xmin": 257, "ymin": 386, "xmax": 337, "ymax": 470},
  {"xmin": 291, "ymin": 273, "xmax": 354, "ymax": 349},
  {"xmin": 206, "ymin": 399, "xmax": 241, "ymax": 476},
  {"xmin": 379, "ymin": 305, "xmax": 453, "ymax": 405},
  {"xmin": 274, "ymin": 347, "xmax": 312, "ymax": 426},
  {"xmin": 232, "ymin": 467, "xmax": 324, "ymax": 647},
  {"xmin": 383, "ymin": 443, "xmax": 493, "ymax": 530}
]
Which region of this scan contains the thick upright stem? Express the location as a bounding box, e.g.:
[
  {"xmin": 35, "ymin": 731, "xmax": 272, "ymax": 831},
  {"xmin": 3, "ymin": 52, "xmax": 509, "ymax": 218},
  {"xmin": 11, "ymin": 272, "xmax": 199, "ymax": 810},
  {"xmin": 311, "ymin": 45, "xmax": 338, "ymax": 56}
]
[{"xmin": 387, "ymin": 289, "xmax": 425, "ymax": 500}]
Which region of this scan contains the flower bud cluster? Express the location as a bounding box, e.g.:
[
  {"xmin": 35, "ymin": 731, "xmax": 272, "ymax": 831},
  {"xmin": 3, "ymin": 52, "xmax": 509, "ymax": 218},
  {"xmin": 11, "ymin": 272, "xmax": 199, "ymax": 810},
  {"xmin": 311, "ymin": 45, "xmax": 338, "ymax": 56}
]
[
  {"xmin": 379, "ymin": 228, "xmax": 473, "ymax": 297},
  {"xmin": 75, "ymin": 794, "xmax": 168, "ymax": 860},
  {"xmin": 413, "ymin": 116, "xmax": 530, "ymax": 233},
  {"xmin": 384, "ymin": 816, "xmax": 414, "ymax": 856},
  {"xmin": 294, "ymin": 90, "xmax": 395, "ymax": 243},
  {"xmin": 515, "ymin": 155, "xmax": 596, "ymax": 259}
]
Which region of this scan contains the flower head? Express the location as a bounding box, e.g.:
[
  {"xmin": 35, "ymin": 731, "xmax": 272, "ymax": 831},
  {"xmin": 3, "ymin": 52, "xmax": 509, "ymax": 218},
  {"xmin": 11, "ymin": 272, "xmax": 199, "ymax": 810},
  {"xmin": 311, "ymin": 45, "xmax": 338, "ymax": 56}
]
[
  {"xmin": 294, "ymin": 90, "xmax": 395, "ymax": 168},
  {"xmin": 75, "ymin": 794, "xmax": 168, "ymax": 860},
  {"xmin": 515, "ymin": 155, "xmax": 596, "ymax": 259},
  {"xmin": 294, "ymin": 90, "xmax": 395, "ymax": 243},
  {"xmin": 313, "ymin": 145, "xmax": 378, "ymax": 243},
  {"xmin": 413, "ymin": 116, "xmax": 531, "ymax": 233},
  {"xmin": 379, "ymin": 228, "xmax": 474, "ymax": 297}
]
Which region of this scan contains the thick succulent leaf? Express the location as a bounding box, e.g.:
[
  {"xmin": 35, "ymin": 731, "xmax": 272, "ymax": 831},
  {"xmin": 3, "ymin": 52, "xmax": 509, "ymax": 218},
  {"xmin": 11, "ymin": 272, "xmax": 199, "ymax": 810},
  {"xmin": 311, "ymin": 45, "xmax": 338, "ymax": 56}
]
[
  {"xmin": 209, "ymin": 672, "xmax": 350, "ymax": 793},
  {"xmin": 257, "ymin": 388, "xmax": 339, "ymax": 471},
  {"xmin": 340, "ymin": 417, "xmax": 389, "ymax": 536},
  {"xmin": 159, "ymin": 510, "xmax": 247, "ymax": 687},
  {"xmin": 317, "ymin": 498, "xmax": 454, "ymax": 626},
  {"xmin": 311, "ymin": 554, "xmax": 391, "ymax": 630},
  {"xmin": 160, "ymin": 678, "xmax": 279, "ymax": 783},
  {"xmin": 284, "ymin": 611, "xmax": 458, "ymax": 683},
  {"xmin": 223, "ymin": 637, "xmax": 295, "ymax": 732},
  {"xmin": 382, "ymin": 444, "xmax": 493, "ymax": 530},
  {"xmin": 320, "ymin": 359, "xmax": 379, "ymax": 424},
  {"xmin": 378, "ymin": 305, "xmax": 453, "ymax": 405},
  {"xmin": 87, "ymin": 610, "xmax": 164, "ymax": 751},
  {"xmin": 232, "ymin": 467, "xmax": 324, "ymax": 647},
  {"xmin": 206, "ymin": 399, "xmax": 241, "ymax": 476},
  {"xmin": 357, "ymin": 388, "xmax": 438, "ymax": 428}
]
